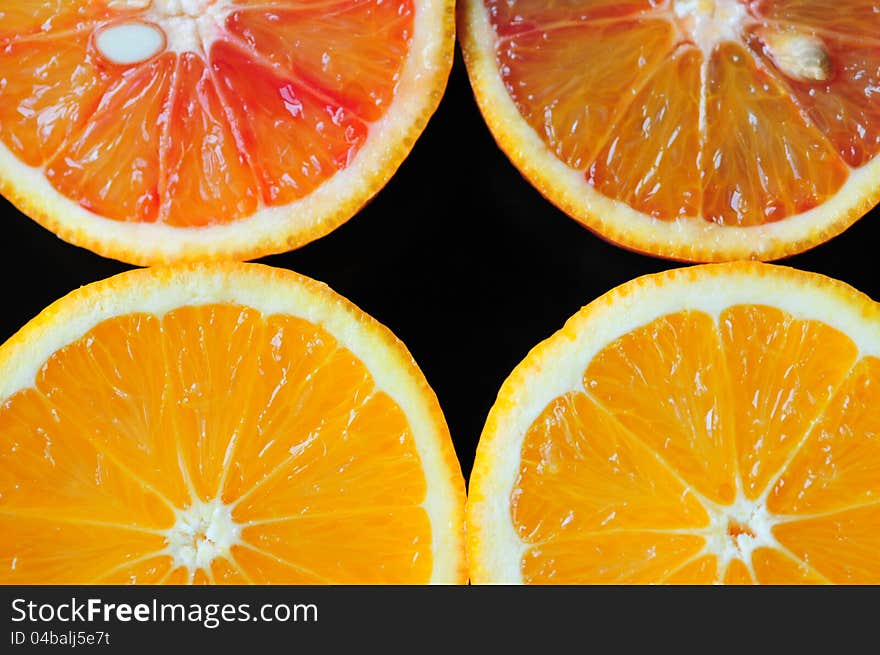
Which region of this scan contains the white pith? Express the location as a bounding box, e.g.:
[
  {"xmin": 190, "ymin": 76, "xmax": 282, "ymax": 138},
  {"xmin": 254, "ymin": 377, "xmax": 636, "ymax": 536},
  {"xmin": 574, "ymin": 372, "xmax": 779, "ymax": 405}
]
[
  {"xmin": 0, "ymin": 0, "xmax": 453, "ymax": 264},
  {"xmin": 152, "ymin": 0, "xmax": 232, "ymax": 55},
  {"xmin": 165, "ymin": 498, "xmax": 241, "ymax": 573},
  {"xmin": 461, "ymin": 0, "xmax": 880, "ymax": 261},
  {"xmin": 702, "ymin": 497, "xmax": 775, "ymax": 569},
  {"xmin": 468, "ymin": 265, "xmax": 880, "ymax": 584},
  {"xmin": 673, "ymin": 0, "xmax": 749, "ymax": 56},
  {"xmin": 0, "ymin": 265, "xmax": 465, "ymax": 584}
]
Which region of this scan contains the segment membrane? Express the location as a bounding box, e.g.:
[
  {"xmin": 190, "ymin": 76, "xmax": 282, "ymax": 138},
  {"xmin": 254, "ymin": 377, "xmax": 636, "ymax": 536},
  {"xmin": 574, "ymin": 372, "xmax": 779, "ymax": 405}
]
[
  {"xmin": 751, "ymin": 546, "xmax": 827, "ymax": 584},
  {"xmin": 46, "ymin": 55, "xmax": 175, "ymax": 222},
  {"xmin": 0, "ymin": 387, "xmax": 175, "ymax": 528},
  {"xmin": 514, "ymin": 294, "xmax": 880, "ymax": 583},
  {"xmin": 663, "ymin": 555, "xmax": 717, "ymax": 583},
  {"xmin": 773, "ymin": 503, "xmax": 880, "ymax": 583},
  {"xmin": 210, "ymin": 41, "xmax": 367, "ymax": 206},
  {"xmin": 228, "ymin": 0, "xmax": 413, "ymax": 122},
  {"xmin": 0, "ymin": 32, "xmax": 114, "ymax": 167},
  {"xmin": 220, "ymin": 314, "xmax": 374, "ymax": 504},
  {"xmin": 720, "ymin": 304, "xmax": 859, "ymax": 500},
  {"xmin": 495, "ymin": 19, "xmax": 675, "ymax": 170},
  {"xmin": 161, "ymin": 53, "xmax": 260, "ymax": 226},
  {"xmin": 511, "ymin": 391, "xmax": 709, "ymax": 548},
  {"xmin": 584, "ymin": 311, "xmax": 737, "ymax": 504},
  {"xmin": 768, "ymin": 357, "xmax": 880, "ymax": 516},
  {"xmin": 1, "ymin": 303, "xmax": 430, "ymax": 583},
  {"xmin": 722, "ymin": 558, "xmax": 754, "ymax": 584},
  {"xmin": 487, "ymin": 3, "xmax": 880, "ymax": 224},
  {"xmin": 233, "ymin": 392, "xmax": 426, "ymax": 520},
  {"xmin": 588, "ymin": 47, "xmax": 703, "ymax": 220},
  {"xmin": 160, "ymin": 305, "xmax": 267, "ymax": 502},
  {"xmin": 749, "ymin": 28, "xmax": 880, "ymax": 167},
  {"xmin": 702, "ymin": 43, "xmax": 847, "ymax": 226},
  {"xmin": 0, "ymin": 1, "xmax": 115, "ymax": 41},
  {"xmin": 231, "ymin": 544, "xmax": 331, "ymax": 584}
]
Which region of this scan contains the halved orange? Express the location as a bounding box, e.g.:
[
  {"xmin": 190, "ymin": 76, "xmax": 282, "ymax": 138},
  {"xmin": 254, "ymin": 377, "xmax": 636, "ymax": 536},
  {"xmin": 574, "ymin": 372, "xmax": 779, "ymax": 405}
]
[
  {"xmin": 0, "ymin": 263, "xmax": 465, "ymax": 583},
  {"xmin": 0, "ymin": 0, "xmax": 453, "ymax": 265},
  {"xmin": 459, "ymin": 0, "xmax": 880, "ymax": 261},
  {"xmin": 468, "ymin": 263, "xmax": 880, "ymax": 583}
]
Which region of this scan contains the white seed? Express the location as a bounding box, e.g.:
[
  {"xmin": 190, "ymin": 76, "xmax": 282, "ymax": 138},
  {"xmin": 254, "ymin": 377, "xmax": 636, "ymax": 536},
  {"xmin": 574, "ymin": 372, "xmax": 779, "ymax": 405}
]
[
  {"xmin": 95, "ymin": 21, "xmax": 166, "ymax": 65},
  {"xmin": 763, "ymin": 30, "xmax": 831, "ymax": 82}
]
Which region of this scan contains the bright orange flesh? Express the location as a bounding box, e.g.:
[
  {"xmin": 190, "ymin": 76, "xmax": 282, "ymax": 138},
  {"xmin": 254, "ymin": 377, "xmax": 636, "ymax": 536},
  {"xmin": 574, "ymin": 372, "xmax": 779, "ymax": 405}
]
[
  {"xmin": 0, "ymin": 303, "xmax": 432, "ymax": 584},
  {"xmin": 0, "ymin": 0, "xmax": 412, "ymax": 225},
  {"xmin": 511, "ymin": 302, "xmax": 880, "ymax": 584},
  {"xmin": 481, "ymin": 0, "xmax": 880, "ymax": 227}
]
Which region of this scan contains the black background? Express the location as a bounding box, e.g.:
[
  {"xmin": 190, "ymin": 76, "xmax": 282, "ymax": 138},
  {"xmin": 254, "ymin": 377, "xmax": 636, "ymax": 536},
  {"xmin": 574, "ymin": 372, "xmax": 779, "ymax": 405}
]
[{"xmin": 1, "ymin": 49, "xmax": 879, "ymax": 482}]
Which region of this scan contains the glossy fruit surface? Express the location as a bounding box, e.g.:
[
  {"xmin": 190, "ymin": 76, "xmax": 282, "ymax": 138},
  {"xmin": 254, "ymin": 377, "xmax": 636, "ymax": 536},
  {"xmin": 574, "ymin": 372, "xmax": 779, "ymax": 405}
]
[
  {"xmin": 0, "ymin": 0, "xmax": 453, "ymax": 264},
  {"xmin": 469, "ymin": 263, "xmax": 880, "ymax": 583},
  {"xmin": 0, "ymin": 263, "xmax": 466, "ymax": 583},
  {"xmin": 460, "ymin": 0, "xmax": 880, "ymax": 260}
]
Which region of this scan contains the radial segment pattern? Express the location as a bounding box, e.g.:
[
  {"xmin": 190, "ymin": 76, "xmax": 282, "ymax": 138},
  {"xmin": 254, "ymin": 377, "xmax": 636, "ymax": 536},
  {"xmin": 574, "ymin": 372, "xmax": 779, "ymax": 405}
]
[
  {"xmin": 471, "ymin": 0, "xmax": 880, "ymax": 258},
  {"xmin": 0, "ymin": 0, "xmax": 415, "ymax": 225},
  {"xmin": 512, "ymin": 304, "xmax": 880, "ymax": 583},
  {"xmin": 0, "ymin": 0, "xmax": 456, "ymax": 264},
  {"xmin": 0, "ymin": 303, "xmax": 434, "ymax": 584}
]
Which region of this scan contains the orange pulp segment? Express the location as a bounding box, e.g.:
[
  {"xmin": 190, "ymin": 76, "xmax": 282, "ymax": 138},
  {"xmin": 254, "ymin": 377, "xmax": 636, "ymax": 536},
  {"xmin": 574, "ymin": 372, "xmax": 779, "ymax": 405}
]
[
  {"xmin": 469, "ymin": 263, "xmax": 880, "ymax": 583},
  {"xmin": 0, "ymin": 263, "xmax": 466, "ymax": 584}
]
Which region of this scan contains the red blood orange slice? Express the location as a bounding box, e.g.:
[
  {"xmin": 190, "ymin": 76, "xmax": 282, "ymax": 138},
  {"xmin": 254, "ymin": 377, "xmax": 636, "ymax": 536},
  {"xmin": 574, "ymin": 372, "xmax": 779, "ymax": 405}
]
[
  {"xmin": 0, "ymin": 0, "xmax": 453, "ymax": 264},
  {"xmin": 459, "ymin": 0, "xmax": 880, "ymax": 261}
]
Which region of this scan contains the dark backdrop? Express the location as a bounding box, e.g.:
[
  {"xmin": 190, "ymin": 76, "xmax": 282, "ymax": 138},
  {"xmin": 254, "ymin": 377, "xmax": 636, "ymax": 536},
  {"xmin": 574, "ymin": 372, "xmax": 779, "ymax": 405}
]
[{"xmin": 2, "ymin": 50, "xmax": 878, "ymax": 482}]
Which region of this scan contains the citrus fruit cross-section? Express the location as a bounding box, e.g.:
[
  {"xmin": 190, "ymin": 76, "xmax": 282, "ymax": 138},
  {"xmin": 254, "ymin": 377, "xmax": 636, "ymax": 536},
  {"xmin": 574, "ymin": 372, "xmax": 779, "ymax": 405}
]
[
  {"xmin": 459, "ymin": 0, "xmax": 880, "ymax": 261},
  {"xmin": 0, "ymin": 0, "xmax": 454, "ymax": 265},
  {"xmin": 0, "ymin": 263, "xmax": 466, "ymax": 584},
  {"xmin": 468, "ymin": 263, "xmax": 880, "ymax": 583}
]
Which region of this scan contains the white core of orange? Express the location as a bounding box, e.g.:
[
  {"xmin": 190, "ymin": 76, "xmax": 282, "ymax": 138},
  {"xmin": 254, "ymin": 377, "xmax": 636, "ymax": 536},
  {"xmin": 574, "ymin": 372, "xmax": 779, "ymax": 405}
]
[{"xmin": 165, "ymin": 499, "xmax": 242, "ymax": 573}]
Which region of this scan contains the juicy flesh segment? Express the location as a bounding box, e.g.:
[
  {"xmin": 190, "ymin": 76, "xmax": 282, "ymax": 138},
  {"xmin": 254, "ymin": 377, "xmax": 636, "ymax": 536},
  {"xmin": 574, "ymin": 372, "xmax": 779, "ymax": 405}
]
[
  {"xmin": 702, "ymin": 42, "xmax": 847, "ymax": 225},
  {"xmin": 0, "ymin": 304, "xmax": 431, "ymax": 584},
  {"xmin": 757, "ymin": 0, "xmax": 880, "ymax": 42},
  {"xmin": 588, "ymin": 48, "xmax": 702, "ymax": 220},
  {"xmin": 488, "ymin": 0, "xmax": 880, "ymax": 224},
  {"xmin": 0, "ymin": 0, "xmax": 413, "ymax": 224},
  {"xmin": 512, "ymin": 305, "xmax": 880, "ymax": 583}
]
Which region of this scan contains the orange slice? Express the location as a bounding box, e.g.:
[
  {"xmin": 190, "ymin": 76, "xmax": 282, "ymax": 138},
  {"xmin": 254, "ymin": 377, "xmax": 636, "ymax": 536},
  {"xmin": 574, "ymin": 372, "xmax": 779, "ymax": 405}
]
[
  {"xmin": 468, "ymin": 263, "xmax": 880, "ymax": 583},
  {"xmin": 459, "ymin": 0, "xmax": 880, "ymax": 261},
  {"xmin": 0, "ymin": 263, "xmax": 465, "ymax": 583},
  {"xmin": 0, "ymin": 0, "xmax": 453, "ymax": 265}
]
